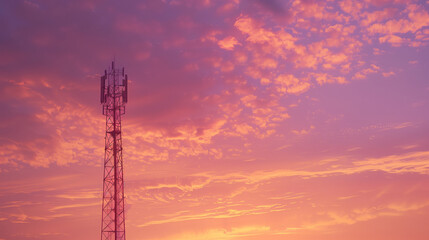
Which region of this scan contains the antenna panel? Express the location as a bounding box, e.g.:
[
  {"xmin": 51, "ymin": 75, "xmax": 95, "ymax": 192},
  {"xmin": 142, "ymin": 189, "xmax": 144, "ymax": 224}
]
[{"xmin": 100, "ymin": 75, "xmax": 106, "ymax": 103}]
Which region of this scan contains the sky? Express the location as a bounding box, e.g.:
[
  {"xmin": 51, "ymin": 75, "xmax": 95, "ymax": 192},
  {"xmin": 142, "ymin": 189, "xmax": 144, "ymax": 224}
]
[{"xmin": 0, "ymin": 0, "xmax": 429, "ymax": 239}]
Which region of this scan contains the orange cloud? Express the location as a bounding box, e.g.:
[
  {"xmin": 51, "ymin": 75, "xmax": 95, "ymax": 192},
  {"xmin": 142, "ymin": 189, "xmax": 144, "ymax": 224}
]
[
  {"xmin": 366, "ymin": 4, "xmax": 429, "ymax": 46},
  {"xmin": 382, "ymin": 71, "xmax": 395, "ymax": 77},
  {"xmin": 275, "ymin": 74, "xmax": 310, "ymax": 95},
  {"xmin": 312, "ymin": 73, "xmax": 347, "ymax": 85},
  {"xmin": 218, "ymin": 36, "xmax": 240, "ymax": 50},
  {"xmin": 234, "ymin": 15, "xmax": 297, "ymax": 52}
]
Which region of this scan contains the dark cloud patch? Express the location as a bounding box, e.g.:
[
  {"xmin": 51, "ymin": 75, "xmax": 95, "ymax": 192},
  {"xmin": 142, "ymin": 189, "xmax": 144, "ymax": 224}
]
[
  {"xmin": 240, "ymin": 0, "xmax": 293, "ymax": 24},
  {"xmin": 256, "ymin": 0, "xmax": 289, "ymax": 15}
]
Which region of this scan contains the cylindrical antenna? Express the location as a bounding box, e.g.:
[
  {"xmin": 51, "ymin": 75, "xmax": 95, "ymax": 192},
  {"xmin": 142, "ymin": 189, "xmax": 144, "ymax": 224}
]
[{"xmin": 123, "ymin": 74, "xmax": 128, "ymax": 103}]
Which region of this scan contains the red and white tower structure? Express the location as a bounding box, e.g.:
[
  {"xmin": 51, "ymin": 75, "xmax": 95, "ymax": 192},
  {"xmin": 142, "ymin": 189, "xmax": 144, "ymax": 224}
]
[{"xmin": 100, "ymin": 61, "xmax": 128, "ymax": 240}]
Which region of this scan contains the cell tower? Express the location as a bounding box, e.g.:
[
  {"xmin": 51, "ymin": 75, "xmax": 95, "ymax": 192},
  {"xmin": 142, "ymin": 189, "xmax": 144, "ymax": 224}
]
[{"xmin": 100, "ymin": 61, "xmax": 128, "ymax": 240}]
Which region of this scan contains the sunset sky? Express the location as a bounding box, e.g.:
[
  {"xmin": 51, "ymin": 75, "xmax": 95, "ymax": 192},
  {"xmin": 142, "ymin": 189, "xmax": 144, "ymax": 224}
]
[{"xmin": 1, "ymin": 0, "xmax": 429, "ymax": 239}]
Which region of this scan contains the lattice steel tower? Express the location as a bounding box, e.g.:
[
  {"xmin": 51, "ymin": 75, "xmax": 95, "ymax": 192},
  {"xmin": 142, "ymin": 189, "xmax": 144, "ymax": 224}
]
[{"xmin": 100, "ymin": 61, "xmax": 128, "ymax": 240}]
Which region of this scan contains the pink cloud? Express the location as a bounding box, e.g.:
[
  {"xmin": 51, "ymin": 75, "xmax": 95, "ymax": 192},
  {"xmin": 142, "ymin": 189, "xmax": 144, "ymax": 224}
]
[
  {"xmin": 379, "ymin": 34, "xmax": 406, "ymax": 47},
  {"xmin": 340, "ymin": 0, "xmax": 364, "ymax": 18},
  {"xmin": 361, "ymin": 8, "xmax": 397, "ymax": 26}
]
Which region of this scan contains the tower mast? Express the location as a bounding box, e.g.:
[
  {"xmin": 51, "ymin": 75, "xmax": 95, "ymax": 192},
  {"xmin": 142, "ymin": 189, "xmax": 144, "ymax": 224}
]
[{"xmin": 100, "ymin": 61, "xmax": 128, "ymax": 240}]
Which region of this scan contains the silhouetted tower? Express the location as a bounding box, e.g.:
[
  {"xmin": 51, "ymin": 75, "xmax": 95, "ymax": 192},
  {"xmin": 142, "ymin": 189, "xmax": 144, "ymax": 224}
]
[{"xmin": 100, "ymin": 61, "xmax": 128, "ymax": 240}]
